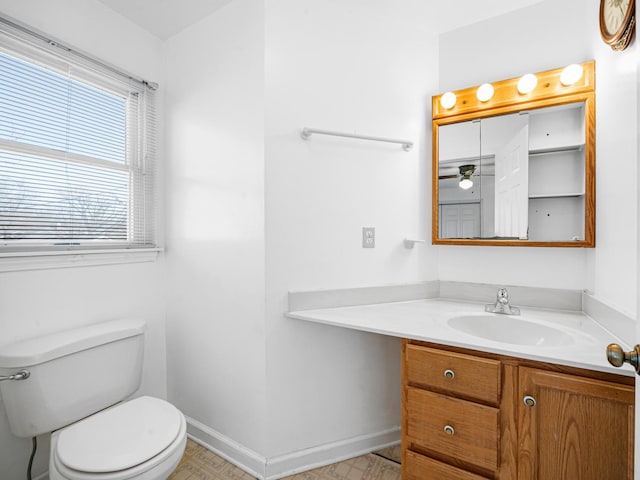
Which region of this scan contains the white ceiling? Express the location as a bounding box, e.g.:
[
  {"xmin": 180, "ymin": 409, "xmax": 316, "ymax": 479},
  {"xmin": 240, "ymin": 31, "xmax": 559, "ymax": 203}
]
[
  {"xmin": 97, "ymin": 0, "xmax": 234, "ymax": 40},
  {"xmin": 98, "ymin": 0, "xmax": 544, "ymax": 41}
]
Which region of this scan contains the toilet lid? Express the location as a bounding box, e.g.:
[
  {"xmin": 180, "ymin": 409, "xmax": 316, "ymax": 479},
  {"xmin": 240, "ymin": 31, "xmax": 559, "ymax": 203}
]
[{"xmin": 57, "ymin": 396, "xmax": 182, "ymax": 473}]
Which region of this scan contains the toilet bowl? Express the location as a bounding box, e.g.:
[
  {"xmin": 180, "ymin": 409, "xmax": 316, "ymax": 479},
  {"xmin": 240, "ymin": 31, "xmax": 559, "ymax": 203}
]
[
  {"xmin": 49, "ymin": 396, "xmax": 187, "ymax": 480},
  {"xmin": 0, "ymin": 319, "xmax": 186, "ymax": 480}
]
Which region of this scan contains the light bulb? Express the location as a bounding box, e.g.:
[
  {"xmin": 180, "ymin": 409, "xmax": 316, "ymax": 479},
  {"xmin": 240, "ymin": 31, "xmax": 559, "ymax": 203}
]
[
  {"xmin": 459, "ymin": 178, "xmax": 473, "ymax": 190},
  {"xmin": 476, "ymin": 83, "xmax": 494, "ymax": 102},
  {"xmin": 517, "ymin": 73, "xmax": 538, "ymax": 94},
  {"xmin": 560, "ymin": 64, "xmax": 583, "ymax": 86},
  {"xmin": 440, "ymin": 91, "xmax": 457, "ymax": 109}
]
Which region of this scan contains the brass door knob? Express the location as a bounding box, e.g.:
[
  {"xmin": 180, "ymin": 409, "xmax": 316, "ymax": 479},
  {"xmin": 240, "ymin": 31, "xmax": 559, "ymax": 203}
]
[
  {"xmin": 443, "ymin": 425, "xmax": 455, "ymax": 436},
  {"xmin": 606, "ymin": 343, "xmax": 640, "ymax": 374},
  {"xmin": 444, "ymin": 369, "xmax": 455, "ymax": 380}
]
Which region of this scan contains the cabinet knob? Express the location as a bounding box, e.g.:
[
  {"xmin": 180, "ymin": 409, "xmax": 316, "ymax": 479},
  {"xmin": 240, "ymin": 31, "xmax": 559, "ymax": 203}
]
[
  {"xmin": 523, "ymin": 395, "xmax": 536, "ymax": 407},
  {"xmin": 606, "ymin": 343, "xmax": 640, "ymax": 374},
  {"xmin": 443, "ymin": 425, "xmax": 455, "ymax": 436},
  {"xmin": 444, "ymin": 369, "xmax": 455, "ymax": 380}
]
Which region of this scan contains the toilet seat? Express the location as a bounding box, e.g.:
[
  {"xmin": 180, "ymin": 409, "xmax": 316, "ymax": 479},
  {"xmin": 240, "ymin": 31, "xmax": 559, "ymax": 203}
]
[{"xmin": 50, "ymin": 396, "xmax": 187, "ymax": 480}]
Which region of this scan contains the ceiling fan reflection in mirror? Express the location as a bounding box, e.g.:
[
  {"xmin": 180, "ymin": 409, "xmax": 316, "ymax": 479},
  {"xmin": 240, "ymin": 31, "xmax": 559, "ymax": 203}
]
[{"xmin": 439, "ymin": 164, "xmax": 476, "ymax": 189}]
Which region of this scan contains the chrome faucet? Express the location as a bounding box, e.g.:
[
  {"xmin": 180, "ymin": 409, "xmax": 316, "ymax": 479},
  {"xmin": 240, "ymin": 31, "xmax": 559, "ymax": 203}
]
[{"xmin": 485, "ymin": 288, "xmax": 520, "ymax": 315}]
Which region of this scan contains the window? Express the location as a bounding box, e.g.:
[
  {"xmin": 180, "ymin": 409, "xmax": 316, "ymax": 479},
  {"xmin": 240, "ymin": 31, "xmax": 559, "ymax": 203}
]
[{"xmin": 0, "ymin": 17, "xmax": 157, "ymax": 264}]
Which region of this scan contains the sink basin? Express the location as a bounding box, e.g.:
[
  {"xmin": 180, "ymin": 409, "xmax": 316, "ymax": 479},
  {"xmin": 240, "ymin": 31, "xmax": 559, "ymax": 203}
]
[{"xmin": 447, "ymin": 314, "xmax": 574, "ymax": 347}]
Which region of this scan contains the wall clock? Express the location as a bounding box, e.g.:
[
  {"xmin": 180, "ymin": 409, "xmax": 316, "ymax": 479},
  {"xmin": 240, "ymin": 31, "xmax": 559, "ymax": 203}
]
[{"xmin": 600, "ymin": 0, "xmax": 636, "ymax": 51}]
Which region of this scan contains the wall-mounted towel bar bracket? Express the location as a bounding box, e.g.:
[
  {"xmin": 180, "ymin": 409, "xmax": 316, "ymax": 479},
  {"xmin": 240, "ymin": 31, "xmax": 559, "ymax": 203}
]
[
  {"xmin": 404, "ymin": 238, "xmax": 425, "ymax": 249},
  {"xmin": 301, "ymin": 127, "xmax": 413, "ymax": 152}
]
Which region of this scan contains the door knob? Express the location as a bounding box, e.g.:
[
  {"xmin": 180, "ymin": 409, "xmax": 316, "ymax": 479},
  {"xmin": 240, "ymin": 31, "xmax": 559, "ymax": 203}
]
[{"xmin": 606, "ymin": 343, "xmax": 640, "ymax": 374}]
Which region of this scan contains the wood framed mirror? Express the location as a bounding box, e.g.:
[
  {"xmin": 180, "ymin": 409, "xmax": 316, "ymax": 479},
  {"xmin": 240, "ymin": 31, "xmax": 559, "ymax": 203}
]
[{"xmin": 432, "ymin": 61, "xmax": 595, "ymax": 247}]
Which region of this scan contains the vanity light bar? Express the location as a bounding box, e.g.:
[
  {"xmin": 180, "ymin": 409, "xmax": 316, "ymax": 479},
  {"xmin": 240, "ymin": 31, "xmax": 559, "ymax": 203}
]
[{"xmin": 433, "ymin": 61, "xmax": 594, "ymax": 119}]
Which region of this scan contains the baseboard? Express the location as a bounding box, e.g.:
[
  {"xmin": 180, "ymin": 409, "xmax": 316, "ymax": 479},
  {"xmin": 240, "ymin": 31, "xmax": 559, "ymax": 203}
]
[
  {"xmin": 186, "ymin": 416, "xmax": 266, "ymax": 478},
  {"xmin": 186, "ymin": 416, "xmax": 400, "ymax": 480},
  {"xmin": 264, "ymin": 427, "xmax": 401, "ymax": 480}
]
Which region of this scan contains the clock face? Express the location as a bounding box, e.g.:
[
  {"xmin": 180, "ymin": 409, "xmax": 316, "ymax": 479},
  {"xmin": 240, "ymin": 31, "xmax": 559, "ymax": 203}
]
[{"xmin": 603, "ymin": 0, "xmax": 632, "ymax": 34}]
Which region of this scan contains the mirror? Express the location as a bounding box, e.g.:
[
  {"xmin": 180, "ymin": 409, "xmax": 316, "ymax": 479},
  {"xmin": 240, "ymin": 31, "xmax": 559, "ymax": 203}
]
[{"xmin": 432, "ymin": 62, "xmax": 595, "ymax": 247}]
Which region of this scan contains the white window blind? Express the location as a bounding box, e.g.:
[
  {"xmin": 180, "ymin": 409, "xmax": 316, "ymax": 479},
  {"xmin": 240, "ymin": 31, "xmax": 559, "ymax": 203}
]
[{"xmin": 0, "ymin": 17, "xmax": 157, "ymax": 254}]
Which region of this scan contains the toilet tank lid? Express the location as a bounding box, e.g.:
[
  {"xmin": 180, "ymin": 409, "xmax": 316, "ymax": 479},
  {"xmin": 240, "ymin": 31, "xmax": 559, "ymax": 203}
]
[{"xmin": 0, "ymin": 318, "xmax": 146, "ymax": 368}]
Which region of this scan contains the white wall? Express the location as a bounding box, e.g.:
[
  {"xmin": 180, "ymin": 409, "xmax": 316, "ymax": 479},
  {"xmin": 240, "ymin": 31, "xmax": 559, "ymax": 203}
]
[
  {"xmin": 588, "ymin": 8, "xmax": 638, "ymax": 317},
  {"xmin": 164, "ymin": 0, "xmax": 639, "ymax": 470},
  {"xmin": 436, "ymin": 0, "xmax": 638, "ymax": 315},
  {"xmin": 263, "ymin": 0, "xmax": 437, "ymax": 460},
  {"xmin": 163, "ymin": 0, "xmax": 442, "ymax": 467},
  {"xmin": 0, "ymin": 1, "xmax": 166, "ymax": 479},
  {"xmin": 164, "ymin": 0, "xmax": 267, "ymax": 456}
]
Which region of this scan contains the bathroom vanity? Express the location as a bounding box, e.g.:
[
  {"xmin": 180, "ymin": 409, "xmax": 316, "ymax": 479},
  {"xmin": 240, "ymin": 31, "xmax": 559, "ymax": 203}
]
[
  {"xmin": 403, "ymin": 341, "xmax": 633, "ymax": 480},
  {"xmin": 288, "ymin": 296, "xmax": 635, "ymax": 480}
]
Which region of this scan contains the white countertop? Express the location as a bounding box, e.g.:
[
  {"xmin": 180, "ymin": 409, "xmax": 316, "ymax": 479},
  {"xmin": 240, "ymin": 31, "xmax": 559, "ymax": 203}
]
[{"xmin": 287, "ymin": 298, "xmax": 635, "ymax": 378}]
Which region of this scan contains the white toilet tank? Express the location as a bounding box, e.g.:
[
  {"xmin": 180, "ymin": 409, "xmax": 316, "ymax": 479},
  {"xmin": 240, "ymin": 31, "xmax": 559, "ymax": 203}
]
[{"xmin": 0, "ymin": 318, "xmax": 146, "ymax": 438}]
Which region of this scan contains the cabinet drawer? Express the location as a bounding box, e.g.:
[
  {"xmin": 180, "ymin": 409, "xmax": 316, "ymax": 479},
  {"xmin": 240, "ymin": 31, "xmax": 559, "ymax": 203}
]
[
  {"xmin": 406, "ymin": 387, "xmax": 499, "ymax": 471},
  {"xmin": 405, "ymin": 450, "xmax": 491, "ymax": 480},
  {"xmin": 405, "ymin": 344, "xmax": 501, "ymax": 405}
]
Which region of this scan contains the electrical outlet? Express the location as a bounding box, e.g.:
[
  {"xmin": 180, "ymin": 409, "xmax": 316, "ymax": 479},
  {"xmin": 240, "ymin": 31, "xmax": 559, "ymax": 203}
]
[{"xmin": 362, "ymin": 227, "xmax": 375, "ymax": 248}]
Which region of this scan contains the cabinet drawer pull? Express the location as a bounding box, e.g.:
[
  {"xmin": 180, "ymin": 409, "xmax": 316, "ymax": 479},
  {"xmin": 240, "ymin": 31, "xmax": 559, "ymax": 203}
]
[
  {"xmin": 443, "ymin": 369, "xmax": 455, "ymax": 380},
  {"xmin": 523, "ymin": 395, "xmax": 537, "ymax": 407},
  {"xmin": 443, "ymin": 425, "xmax": 455, "ymax": 436}
]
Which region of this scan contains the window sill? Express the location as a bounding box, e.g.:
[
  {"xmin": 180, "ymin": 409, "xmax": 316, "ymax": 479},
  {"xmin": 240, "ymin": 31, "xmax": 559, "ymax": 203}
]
[{"xmin": 0, "ymin": 248, "xmax": 162, "ymax": 272}]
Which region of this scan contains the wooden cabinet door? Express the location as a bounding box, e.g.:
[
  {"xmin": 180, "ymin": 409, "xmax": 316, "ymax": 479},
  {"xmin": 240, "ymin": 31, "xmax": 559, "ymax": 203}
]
[{"xmin": 518, "ymin": 367, "xmax": 634, "ymax": 480}]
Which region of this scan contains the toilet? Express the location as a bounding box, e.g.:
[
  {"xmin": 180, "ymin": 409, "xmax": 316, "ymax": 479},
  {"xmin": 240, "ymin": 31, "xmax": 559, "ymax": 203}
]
[{"xmin": 0, "ymin": 318, "xmax": 186, "ymax": 480}]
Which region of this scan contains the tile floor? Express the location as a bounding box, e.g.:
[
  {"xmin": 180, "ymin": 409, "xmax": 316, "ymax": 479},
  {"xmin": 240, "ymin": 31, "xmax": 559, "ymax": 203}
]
[{"xmin": 169, "ymin": 439, "xmax": 401, "ymax": 480}]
